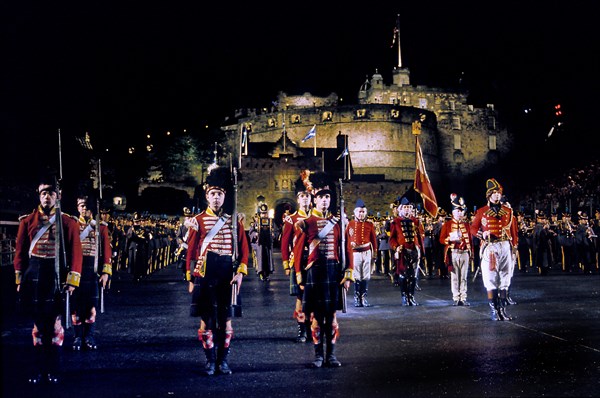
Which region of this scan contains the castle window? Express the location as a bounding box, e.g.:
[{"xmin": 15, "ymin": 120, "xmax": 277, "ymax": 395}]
[
  {"xmin": 291, "ymin": 114, "xmax": 301, "ymax": 124},
  {"xmin": 487, "ymin": 115, "xmax": 496, "ymax": 130},
  {"xmin": 390, "ymin": 109, "xmax": 400, "ymax": 118},
  {"xmin": 454, "ymin": 134, "xmax": 462, "ymax": 150},
  {"xmin": 489, "ymin": 135, "xmax": 497, "ymax": 150},
  {"xmin": 355, "ymin": 109, "xmax": 367, "ymax": 119},
  {"xmin": 452, "ymin": 116, "xmax": 461, "ymax": 130},
  {"xmin": 449, "ymin": 101, "xmax": 456, "ymax": 110},
  {"xmin": 322, "ymin": 111, "xmax": 333, "ymax": 122},
  {"xmin": 419, "ymin": 98, "xmax": 427, "ymax": 109},
  {"xmin": 268, "ymin": 118, "xmax": 276, "ymax": 127}
]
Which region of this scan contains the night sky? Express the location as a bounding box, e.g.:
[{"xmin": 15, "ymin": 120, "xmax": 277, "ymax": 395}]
[{"xmin": 2, "ymin": 2, "xmax": 595, "ymax": 184}]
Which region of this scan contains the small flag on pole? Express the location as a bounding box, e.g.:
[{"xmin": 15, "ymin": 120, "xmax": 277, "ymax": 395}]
[
  {"xmin": 414, "ymin": 136, "xmax": 438, "ymax": 218},
  {"xmin": 241, "ymin": 125, "xmax": 247, "ymax": 147},
  {"xmin": 336, "ymin": 147, "xmax": 349, "ymax": 161},
  {"xmin": 302, "ymin": 124, "xmax": 317, "ymax": 142},
  {"xmin": 76, "ymin": 132, "xmax": 94, "ymax": 150}
]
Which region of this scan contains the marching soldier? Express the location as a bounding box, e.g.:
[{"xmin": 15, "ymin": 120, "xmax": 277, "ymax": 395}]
[
  {"xmin": 292, "ymin": 171, "xmax": 354, "ymax": 368},
  {"xmin": 470, "ymin": 178, "xmax": 518, "ymax": 321},
  {"xmin": 174, "ymin": 207, "xmax": 193, "ymax": 280},
  {"xmin": 557, "ymin": 212, "xmax": 577, "ymax": 272},
  {"xmin": 346, "ymin": 199, "xmax": 377, "ymax": 307},
  {"xmin": 439, "ymin": 194, "xmax": 473, "ymax": 306},
  {"xmin": 14, "ymin": 177, "xmax": 83, "ymax": 384},
  {"xmin": 185, "ymin": 166, "xmax": 249, "ymax": 376},
  {"xmin": 532, "ymin": 211, "xmax": 553, "ymax": 275},
  {"xmin": 389, "ymin": 195, "xmax": 424, "ymax": 306},
  {"xmin": 255, "ymin": 203, "xmax": 274, "ymax": 281},
  {"xmin": 516, "ymin": 212, "xmax": 533, "ymax": 272},
  {"xmin": 70, "ymin": 196, "xmax": 112, "ymax": 351},
  {"xmin": 574, "ymin": 212, "xmax": 595, "ymax": 274},
  {"xmin": 280, "ymin": 173, "xmax": 312, "ymax": 343}
]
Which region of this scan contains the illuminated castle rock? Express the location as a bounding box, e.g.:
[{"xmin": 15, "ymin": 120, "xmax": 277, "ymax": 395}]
[{"xmin": 222, "ymin": 26, "xmax": 514, "ymax": 223}]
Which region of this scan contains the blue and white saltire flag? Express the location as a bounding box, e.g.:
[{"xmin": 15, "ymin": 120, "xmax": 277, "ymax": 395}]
[
  {"xmin": 336, "ymin": 147, "xmax": 349, "ymax": 161},
  {"xmin": 302, "ymin": 124, "xmax": 317, "ymax": 142}
]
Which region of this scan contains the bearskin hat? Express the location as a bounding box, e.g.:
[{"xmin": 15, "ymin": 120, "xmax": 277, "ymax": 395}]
[
  {"xmin": 204, "ymin": 165, "xmax": 232, "ymax": 193},
  {"xmin": 309, "ymin": 171, "xmax": 332, "ymax": 196}
]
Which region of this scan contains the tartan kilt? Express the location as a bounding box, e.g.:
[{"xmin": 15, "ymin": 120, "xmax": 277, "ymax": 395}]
[
  {"xmin": 289, "ymin": 254, "xmax": 308, "ymax": 297},
  {"xmin": 302, "ymin": 259, "xmax": 343, "ymax": 315},
  {"xmin": 71, "ymin": 256, "xmax": 99, "ymax": 316},
  {"xmin": 190, "ymin": 251, "xmax": 233, "ymax": 319},
  {"xmin": 19, "ymin": 256, "xmax": 63, "ymax": 320}
]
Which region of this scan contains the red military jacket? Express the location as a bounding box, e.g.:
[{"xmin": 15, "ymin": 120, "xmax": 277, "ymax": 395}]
[
  {"xmin": 185, "ymin": 207, "xmax": 249, "ymax": 279},
  {"xmin": 470, "ymin": 204, "xmax": 518, "ymax": 247},
  {"xmin": 345, "ymin": 218, "xmax": 378, "ymax": 255},
  {"xmin": 292, "ymin": 208, "xmax": 351, "ymax": 273},
  {"xmin": 439, "ymin": 218, "xmax": 473, "ymax": 255},
  {"xmin": 78, "ymin": 216, "xmax": 113, "ymax": 275},
  {"xmin": 389, "ymin": 215, "xmax": 424, "ymax": 252},
  {"xmin": 14, "ymin": 206, "xmax": 83, "ymax": 287},
  {"xmin": 280, "ymin": 208, "xmax": 309, "ymax": 272}
]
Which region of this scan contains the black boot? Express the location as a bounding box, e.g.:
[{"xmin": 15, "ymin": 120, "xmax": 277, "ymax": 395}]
[
  {"xmin": 44, "ymin": 344, "xmax": 61, "ymax": 384},
  {"xmin": 84, "ymin": 322, "xmax": 98, "ymax": 350},
  {"xmin": 72, "ymin": 324, "xmax": 83, "ymax": 351},
  {"xmin": 28, "ymin": 345, "xmax": 43, "ymax": 385},
  {"xmin": 506, "ymin": 288, "xmax": 517, "ymax": 305},
  {"xmin": 296, "ymin": 322, "xmax": 307, "ymax": 343},
  {"xmin": 498, "ymin": 290, "xmax": 513, "ymax": 321},
  {"xmin": 489, "ymin": 290, "xmax": 500, "ymax": 321},
  {"xmin": 325, "ymin": 342, "xmax": 341, "ymax": 368},
  {"xmin": 312, "ymin": 342, "xmax": 324, "ymax": 368},
  {"xmin": 203, "ymin": 347, "xmax": 216, "ymax": 376},
  {"xmin": 360, "ymin": 281, "xmax": 371, "ymax": 307},
  {"xmin": 217, "ymin": 346, "xmax": 232, "ymax": 375},
  {"xmin": 353, "ymin": 282, "xmax": 362, "ymax": 307}
]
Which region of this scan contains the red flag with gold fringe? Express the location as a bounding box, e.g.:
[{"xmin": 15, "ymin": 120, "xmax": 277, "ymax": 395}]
[{"xmin": 414, "ymin": 136, "xmax": 438, "ymax": 218}]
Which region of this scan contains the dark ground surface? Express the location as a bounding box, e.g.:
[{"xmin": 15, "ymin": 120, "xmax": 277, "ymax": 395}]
[{"xmin": 2, "ymin": 251, "xmax": 600, "ymax": 398}]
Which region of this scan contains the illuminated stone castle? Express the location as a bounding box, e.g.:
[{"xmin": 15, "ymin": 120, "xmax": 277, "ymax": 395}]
[{"xmin": 221, "ymin": 64, "xmax": 513, "ymax": 223}]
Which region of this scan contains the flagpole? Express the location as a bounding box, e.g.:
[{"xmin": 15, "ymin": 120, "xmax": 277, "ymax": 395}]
[
  {"xmin": 314, "ymin": 129, "xmax": 317, "ymax": 157},
  {"xmin": 238, "ymin": 124, "xmax": 243, "ymax": 170},
  {"xmin": 396, "ymin": 14, "xmax": 402, "ymax": 68}
]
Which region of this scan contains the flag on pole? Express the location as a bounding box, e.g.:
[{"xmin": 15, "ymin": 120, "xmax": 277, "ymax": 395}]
[
  {"xmin": 241, "ymin": 125, "xmax": 247, "ymax": 147},
  {"xmin": 336, "ymin": 147, "xmax": 349, "ymax": 161},
  {"xmin": 414, "ymin": 136, "xmax": 438, "ymax": 218},
  {"xmin": 76, "ymin": 132, "xmax": 94, "ymax": 150},
  {"xmin": 391, "ymin": 26, "xmax": 398, "ymax": 48},
  {"xmin": 302, "ymin": 124, "xmax": 316, "ymax": 142}
]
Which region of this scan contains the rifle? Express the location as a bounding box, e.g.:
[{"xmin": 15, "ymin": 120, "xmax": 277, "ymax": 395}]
[
  {"xmin": 96, "ymin": 159, "xmax": 106, "ymax": 314},
  {"xmin": 339, "ymin": 178, "xmax": 347, "ymax": 313},
  {"xmin": 56, "ymin": 129, "xmax": 72, "ymax": 329},
  {"xmin": 230, "ymin": 167, "xmax": 242, "ymax": 317}
]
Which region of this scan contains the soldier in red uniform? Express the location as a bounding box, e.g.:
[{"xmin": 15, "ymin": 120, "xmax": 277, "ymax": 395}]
[
  {"xmin": 281, "ymin": 172, "xmax": 312, "ymax": 343},
  {"xmin": 439, "ymin": 194, "xmax": 473, "ymax": 306},
  {"xmin": 346, "ymin": 199, "xmax": 377, "ymax": 307},
  {"xmin": 70, "ymin": 196, "xmax": 112, "ymax": 351},
  {"xmin": 470, "ymin": 178, "xmax": 519, "ymax": 321},
  {"xmin": 185, "ymin": 166, "xmax": 249, "ymax": 376},
  {"xmin": 389, "ymin": 196, "xmax": 424, "ymax": 306},
  {"xmin": 292, "ymin": 171, "xmax": 353, "ymax": 368},
  {"xmin": 14, "ymin": 178, "xmax": 83, "ymax": 384}
]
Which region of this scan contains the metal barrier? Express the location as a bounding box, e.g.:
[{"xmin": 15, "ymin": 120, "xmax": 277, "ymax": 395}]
[{"xmin": 1, "ymin": 239, "xmax": 16, "ymax": 268}]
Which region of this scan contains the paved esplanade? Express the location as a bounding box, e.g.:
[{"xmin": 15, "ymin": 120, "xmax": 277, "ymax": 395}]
[{"xmin": 2, "ymin": 250, "xmax": 599, "ymax": 398}]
